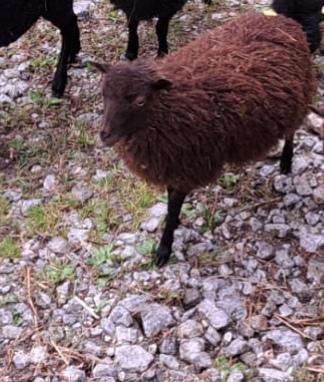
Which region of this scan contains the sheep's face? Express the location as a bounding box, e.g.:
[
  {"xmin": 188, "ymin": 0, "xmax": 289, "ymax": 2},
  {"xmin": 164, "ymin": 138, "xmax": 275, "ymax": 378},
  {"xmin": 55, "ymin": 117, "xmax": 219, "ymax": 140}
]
[{"xmin": 93, "ymin": 62, "xmax": 172, "ymax": 146}]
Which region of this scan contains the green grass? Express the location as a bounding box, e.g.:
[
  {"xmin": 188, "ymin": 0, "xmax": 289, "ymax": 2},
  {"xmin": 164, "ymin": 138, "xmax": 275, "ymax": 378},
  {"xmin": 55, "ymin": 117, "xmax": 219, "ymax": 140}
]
[
  {"xmin": 218, "ymin": 173, "xmax": 239, "ymax": 190},
  {"xmin": 214, "ymin": 356, "xmax": 250, "ymax": 381},
  {"xmin": 42, "ymin": 259, "xmax": 75, "ymax": 285},
  {"xmin": 0, "ymin": 237, "xmax": 21, "ymax": 258},
  {"xmin": 0, "ymin": 197, "xmax": 10, "ymax": 223},
  {"xmin": 87, "ymin": 244, "xmax": 115, "ymax": 266},
  {"xmin": 26, "ymin": 204, "xmax": 61, "ymax": 237}
]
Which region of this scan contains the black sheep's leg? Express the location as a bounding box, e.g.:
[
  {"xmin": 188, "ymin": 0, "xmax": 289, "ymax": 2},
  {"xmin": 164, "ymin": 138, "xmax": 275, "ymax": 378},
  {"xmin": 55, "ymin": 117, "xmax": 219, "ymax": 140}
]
[
  {"xmin": 70, "ymin": 13, "xmax": 81, "ymax": 63},
  {"xmin": 44, "ymin": 11, "xmax": 75, "ymax": 97},
  {"xmin": 125, "ymin": 17, "xmax": 139, "ymax": 60},
  {"xmin": 155, "ymin": 187, "xmax": 186, "ymax": 267},
  {"xmin": 156, "ymin": 16, "xmax": 171, "ymax": 57},
  {"xmin": 280, "ymin": 133, "xmax": 294, "ymax": 174}
]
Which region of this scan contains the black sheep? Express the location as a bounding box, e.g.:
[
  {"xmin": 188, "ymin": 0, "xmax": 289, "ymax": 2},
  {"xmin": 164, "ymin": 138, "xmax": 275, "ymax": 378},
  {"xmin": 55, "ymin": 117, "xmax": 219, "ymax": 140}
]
[
  {"xmin": 110, "ymin": 0, "xmax": 211, "ymax": 60},
  {"xmin": 0, "ymin": 0, "xmax": 81, "ymax": 97},
  {"xmin": 272, "ymin": 0, "xmax": 324, "ymax": 53}
]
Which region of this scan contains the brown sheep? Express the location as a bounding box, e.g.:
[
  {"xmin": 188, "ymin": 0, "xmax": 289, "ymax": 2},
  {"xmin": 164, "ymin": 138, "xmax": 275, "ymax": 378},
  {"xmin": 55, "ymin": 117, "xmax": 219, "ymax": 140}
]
[{"xmin": 94, "ymin": 11, "xmax": 317, "ymax": 267}]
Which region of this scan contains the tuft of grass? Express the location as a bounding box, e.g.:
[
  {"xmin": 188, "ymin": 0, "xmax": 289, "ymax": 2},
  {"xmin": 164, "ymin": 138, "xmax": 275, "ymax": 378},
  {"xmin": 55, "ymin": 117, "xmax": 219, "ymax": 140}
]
[
  {"xmin": 0, "ymin": 197, "xmax": 10, "ymax": 223},
  {"xmin": 0, "ymin": 294, "xmax": 19, "ymax": 307},
  {"xmin": 69, "ymin": 120, "xmax": 95, "ymax": 149},
  {"xmin": 293, "ymin": 369, "xmax": 316, "ymax": 382},
  {"xmin": 30, "ymin": 90, "xmax": 62, "ymax": 107},
  {"xmin": 201, "ymin": 206, "xmax": 224, "ymax": 231},
  {"xmin": 42, "ymin": 259, "xmax": 75, "ymax": 285},
  {"xmin": 26, "ymin": 204, "xmax": 61, "ymax": 237},
  {"xmin": 0, "ymin": 237, "xmax": 21, "ymax": 258},
  {"xmin": 30, "ymin": 55, "xmax": 56, "ymax": 70},
  {"xmin": 137, "ymin": 239, "xmax": 157, "ymax": 257},
  {"xmin": 218, "ymin": 173, "xmax": 238, "ymax": 190},
  {"xmin": 214, "ymin": 356, "xmax": 249, "ymax": 381},
  {"xmin": 87, "ymin": 244, "xmax": 115, "ymax": 266}
]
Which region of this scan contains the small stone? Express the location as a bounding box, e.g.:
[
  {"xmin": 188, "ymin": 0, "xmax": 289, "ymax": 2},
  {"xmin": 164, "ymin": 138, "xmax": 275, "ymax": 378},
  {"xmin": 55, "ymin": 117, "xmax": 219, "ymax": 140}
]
[
  {"xmin": 141, "ymin": 303, "xmax": 174, "ymax": 337},
  {"xmin": 47, "ymin": 236, "xmax": 69, "ymax": 255},
  {"xmin": 71, "ymin": 184, "xmax": 93, "ymax": 203},
  {"xmin": 68, "ymin": 228, "xmax": 89, "ymax": 244},
  {"xmin": 141, "ymin": 202, "xmax": 167, "ymax": 232},
  {"xmin": 179, "ymin": 338, "xmax": 212, "ymax": 369},
  {"xmin": 278, "ymin": 304, "xmax": 293, "ymax": 317},
  {"xmin": 313, "ymin": 186, "xmax": 324, "ymax": 204},
  {"xmin": 21, "ymin": 199, "xmax": 42, "ymax": 216},
  {"xmin": 159, "ymin": 354, "xmax": 180, "ymax": 370},
  {"xmin": 205, "ymin": 326, "xmax": 221, "ymax": 346},
  {"xmin": 12, "ymin": 351, "xmax": 30, "ymax": 369},
  {"xmin": 62, "ymin": 366, "xmax": 86, "ymax": 382},
  {"xmin": 183, "ymin": 288, "xmax": 201, "ymax": 308},
  {"xmin": 223, "ymin": 339, "xmax": 249, "ymax": 356},
  {"xmin": 259, "ymin": 368, "xmax": 293, "ymax": 382},
  {"xmin": 56, "ymin": 281, "xmax": 72, "ymax": 305},
  {"xmin": 273, "ymin": 175, "xmax": 293, "ymax": 194},
  {"xmin": 264, "ymin": 329, "xmax": 303, "ymax": 352},
  {"xmin": 178, "ymin": 320, "xmax": 204, "ymax": 338},
  {"xmin": 115, "ymin": 345, "xmax": 154, "ymax": 372},
  {"xmin": 43, "ymin": 174, "xmax": 57, "ymax": 191},
  {"xmin": 0, "ymin": 309, "xmax": 13, "ymax": 325},
  {"xmin": 264, "ymin": 224, "xmax": 291, "ymax": 238},
  {"xmin": 2, "ymin": 325, "xmax": 24, "ymax": 339},
  {"xmin": 275, "ymin": 247, "xmax": 294, "ymax": 269},
  {"xmin": 93, "ymin": 169, "xmax": 109, "ymax": 181},
  {"xmin": 198, "ymin": 300, "xmax": 230, "ymax": 329},
  {"xmin": 256, "ymin": 241, "xmax": 274, "ymax": 260},
  {"xmin": 119, "ymin": 294, "xmax": 151, "ymax": 314},
  {"xmin": 299, "ymin": 232, "xmax": 324, "ymax": 253},
  {"xmin": 109, "ymin": 305, "xmax": 133, "ymax": 327},
  {"xmin": 93, "ymin": 363, "xmax": 117, "ymax": 378},
  {"xmin": 227, "ymin": 370, "xmax": 244, "ymax": 382},
  {"xmin": 283, "ymin": 193, "xmax": 300, "ymax": 207},
  {"xmin": 116, "ymin": 326, "xmax": 138, "ymax": 344},
  {"xmin": 159, "ymin": 338, "xmax": 177, "ymax": 355},
  {"xmin": 35, "ymin": 292, "xmax": 51, "ymax": 309},
  {"xmin": 294, "ymin": 174, "xmax": 312, "ymax": 196},
  {"xmin": 270, "ymin": 353, "xmax": 292, "ymax": 371},
  {"xmin": 30, "ymin": 346, "xmax": 47, "ymax": 364}
]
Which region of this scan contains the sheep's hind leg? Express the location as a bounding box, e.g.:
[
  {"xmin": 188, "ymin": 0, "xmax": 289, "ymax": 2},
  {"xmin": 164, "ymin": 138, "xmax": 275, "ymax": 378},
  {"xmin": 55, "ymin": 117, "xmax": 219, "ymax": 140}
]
[
  {"xmin": 125, "ymin": 17, "xmax": 139, "ymax": 60},
  {"xmin": 155, "ymin": 187, "xmax": 186, "ymax": 267},
  {"xmin": 69, "ymin": 13, "xmax": 81, "ymax": 63},
  {"xmin": 156, "ymin": 17, "xmax": 171, "ymax": 57},
  {"xmin": 280, "ymin": 133, "xmax": 294, "ymax": 174}
]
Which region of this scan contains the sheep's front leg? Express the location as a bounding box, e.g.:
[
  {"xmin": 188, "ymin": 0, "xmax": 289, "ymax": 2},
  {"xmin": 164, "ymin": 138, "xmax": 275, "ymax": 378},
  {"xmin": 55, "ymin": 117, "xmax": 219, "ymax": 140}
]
[
  {"xmin": 280, "ymin": 133, "xmax": 294, "ymax": 174},
  {"xmin": 125, "ymin": 17, "xmax": 139, "ymax": 60},
  {"xmin": 155, "ymin": 187, "xmax": 186, "ymax": 267},
  {"xmin": 156, "ymin": 17, "xmax": 171, "ymax": 57}
]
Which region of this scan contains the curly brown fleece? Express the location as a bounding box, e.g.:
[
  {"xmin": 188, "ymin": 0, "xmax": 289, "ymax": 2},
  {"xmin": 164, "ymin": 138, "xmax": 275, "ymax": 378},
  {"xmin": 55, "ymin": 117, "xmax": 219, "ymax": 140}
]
[{"xmin": 108, "ymin": 12, "xmax": 316, "ymax": 193}]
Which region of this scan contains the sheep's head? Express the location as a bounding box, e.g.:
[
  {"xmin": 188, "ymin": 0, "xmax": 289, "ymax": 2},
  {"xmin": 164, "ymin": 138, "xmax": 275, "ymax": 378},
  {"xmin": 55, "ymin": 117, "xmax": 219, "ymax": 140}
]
[{"xmin": 93, "ymin": 61, "xmax": 172, "ymax": 147}]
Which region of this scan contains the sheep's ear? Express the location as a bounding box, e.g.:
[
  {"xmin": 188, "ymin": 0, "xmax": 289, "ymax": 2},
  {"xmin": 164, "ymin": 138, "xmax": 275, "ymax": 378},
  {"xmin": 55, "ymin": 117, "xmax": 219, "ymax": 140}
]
[
  {"xmin": 90, "ymin": 61, "xmax": 111, "ymax": 73},
  {"xmin": 152, "ymin": 78, "xmax": 173, "ymax": 91}
]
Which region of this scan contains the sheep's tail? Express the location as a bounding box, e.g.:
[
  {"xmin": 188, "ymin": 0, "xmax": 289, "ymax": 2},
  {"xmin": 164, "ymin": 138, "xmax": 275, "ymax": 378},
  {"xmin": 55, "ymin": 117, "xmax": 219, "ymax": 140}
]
[{"xmin": 272, "ymin": 0, "xmax": 324, "ymax": 53}]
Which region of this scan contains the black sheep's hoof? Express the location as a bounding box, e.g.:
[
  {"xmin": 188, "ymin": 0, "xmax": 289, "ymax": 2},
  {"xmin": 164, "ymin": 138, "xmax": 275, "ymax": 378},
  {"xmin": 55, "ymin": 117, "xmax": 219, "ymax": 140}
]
[
  {"xmin": 280, "ymin": 162, "xmax": 292, "ymax": 175},
  {"xmin": 125, "ymin": 51, "xmax": 138, "ymax": 61},
  {"xmin": 51, "ymin": 90, "xmax": 63, "ymax": 99},
  {"xmin": 155, "ymin": 245, "xmax": 172, "ymax": 268}
]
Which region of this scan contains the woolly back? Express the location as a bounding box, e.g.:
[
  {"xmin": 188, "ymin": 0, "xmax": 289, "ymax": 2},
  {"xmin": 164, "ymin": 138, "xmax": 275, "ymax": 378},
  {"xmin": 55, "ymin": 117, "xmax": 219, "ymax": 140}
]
[{"xmin": 114, "ymin": 12, "xmax": 316, "ymax": 192}]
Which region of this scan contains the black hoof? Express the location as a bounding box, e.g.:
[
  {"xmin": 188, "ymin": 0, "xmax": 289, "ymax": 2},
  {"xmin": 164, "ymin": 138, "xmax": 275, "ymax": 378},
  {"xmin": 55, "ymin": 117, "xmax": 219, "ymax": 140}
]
[
  {"xmin": 125, "ymin": 51, "xmax": 138, "ymax": 61},
  {"xmin": 280, "ymin": 162, "xmax": 292, "ymax": 175},
  {"xmin": 51, "ymin": 90, "xmax": 63, "ymax": 99},
  {"xmin": 155, "ymin": 245, "xmax": 172, "ymax": 267}
]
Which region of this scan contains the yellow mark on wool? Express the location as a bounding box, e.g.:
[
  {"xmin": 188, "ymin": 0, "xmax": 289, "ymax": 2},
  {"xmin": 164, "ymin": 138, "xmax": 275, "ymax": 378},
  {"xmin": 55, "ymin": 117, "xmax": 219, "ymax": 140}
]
[
  {"xmin": 322, "ymin": 6, "xmax": 324, "ymax": 14},
  {"xmin": 262, "ymin": 8, "xmax": 278, "ymax": 17}
]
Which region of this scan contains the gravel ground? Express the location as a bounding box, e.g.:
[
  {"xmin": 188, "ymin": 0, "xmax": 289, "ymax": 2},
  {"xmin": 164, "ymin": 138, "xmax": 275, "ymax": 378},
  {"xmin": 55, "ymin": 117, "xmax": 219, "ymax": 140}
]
[{"xmin": 0, "ymin": 0, "xmax": 323, "ymax": 381}]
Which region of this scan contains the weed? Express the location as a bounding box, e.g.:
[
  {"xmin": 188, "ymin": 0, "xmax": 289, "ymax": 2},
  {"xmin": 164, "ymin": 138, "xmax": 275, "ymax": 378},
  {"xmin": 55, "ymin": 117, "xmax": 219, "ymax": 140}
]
[
  {"xmin": 0, "ymin": 237, "xmax": 21, "ymax": 258},
  {"xmin": 0, "ymin": 294, "xmax": 19, "ymax": 307},
  {"xmin": 137, "ymin": 239, "xmax": 156, "ymax": 257},
  {"xmin": 42, "ymin": 258, "xmax": 75, "ymax": 285},
  {"xmin": 26, "ymin": 204, "xmax": 60, "ymax": 237},
  {"xmin": 87, "ymin": 244, "xmax": 115, "ymax": 266},
  {"xmin": 218, "ymin": 173, "xmax": 238, "ymax": 190},
  {"xmin": 214, "ymin": 356, "xmax": 249, "ymax": 381}
]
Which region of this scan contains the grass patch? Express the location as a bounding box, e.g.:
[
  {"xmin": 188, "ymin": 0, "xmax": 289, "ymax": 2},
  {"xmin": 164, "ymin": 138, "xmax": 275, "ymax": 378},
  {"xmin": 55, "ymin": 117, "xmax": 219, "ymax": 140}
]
[
  {"xmin": 87, "ymin": 244, "xmax": 115, "ymax": 266},
  {"xmin": 26, "ymin": 204, "xmax": 61, "ymax": 237},
  {"xmin": 218, "ymin": 172, "xmax": 239, "ymax": 190},
  {"xmin": 41, "ymin": 258, "xmax": 75, "ymax": 285},
  {"xmin": 0, "ymin": 237, "xmax": 21, "ymax": 258},
  {"xmin": 214, "ymin": 356, "xmax": 249, "ymax": 381},
  {"xmin": 0, "ymin": 197, "xmax": 10, "ymax": 223}
]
